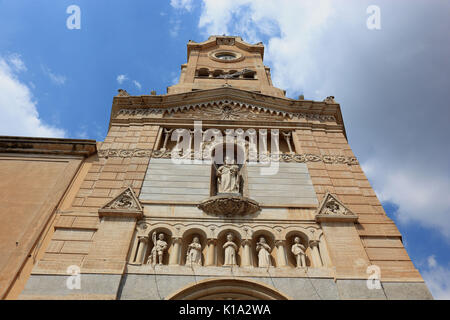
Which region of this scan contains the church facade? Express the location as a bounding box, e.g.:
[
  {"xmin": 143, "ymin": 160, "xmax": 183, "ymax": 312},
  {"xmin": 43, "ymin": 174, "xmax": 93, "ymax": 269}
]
[{"xmin": 1, "ymin": 36, "xmax": 432, "ymax": 299}]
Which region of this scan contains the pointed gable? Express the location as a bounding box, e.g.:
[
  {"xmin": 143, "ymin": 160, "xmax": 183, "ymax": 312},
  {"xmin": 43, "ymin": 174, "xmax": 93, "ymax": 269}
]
[
  {"xmin": 98, "ymin": 187, "xmax": 143, "ymax": 218},
  {"xmin": 315, "ymin": 192, "xmax": 358, "ymax": 223}
]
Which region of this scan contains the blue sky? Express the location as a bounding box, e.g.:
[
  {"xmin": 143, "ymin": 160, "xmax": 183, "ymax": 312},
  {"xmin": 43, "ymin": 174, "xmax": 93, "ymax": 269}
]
[{"xmin": 0, "ymin": 0, "xmax": 449, "ymax": 298}]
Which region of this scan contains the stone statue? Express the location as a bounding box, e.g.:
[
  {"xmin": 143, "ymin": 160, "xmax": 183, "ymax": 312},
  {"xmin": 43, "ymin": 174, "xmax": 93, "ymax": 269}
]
[
  {"xmin": 216, "ymin": 157, "xmax": 240, "ymax": 194},
  {"xmin": 147, "ymin": 232, "xmax": 168, "ymax": 266},
  {"xmin": 291, "ymin": 236, "xmax": 306, "ymax": 268},
  {"xmin": 256, "ymin": 237, "xmax": 272, "ymax": 268},
  {"xmin": 186, "ymin": 236, "xmax": 202, "ymax": 266},
  {"xmin": 223, "ymin": 233, "xmax": 238, "ymax": 266}
]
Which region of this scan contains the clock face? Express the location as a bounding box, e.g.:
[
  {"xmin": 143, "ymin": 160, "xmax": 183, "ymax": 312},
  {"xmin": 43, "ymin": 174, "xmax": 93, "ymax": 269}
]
[{"xmin": 215, "ymin": 52, "xmax": 237, "ymax": 61}]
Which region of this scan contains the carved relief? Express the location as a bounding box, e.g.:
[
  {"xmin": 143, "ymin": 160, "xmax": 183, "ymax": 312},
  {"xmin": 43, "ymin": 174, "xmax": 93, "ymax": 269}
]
[
  {"xmin": 99, "ymin": 187, "xmax": 143, "ymax": 218},
  {"xmin": 165, "ymin": 104, "xmax": 287, "ymax": 121},
  {"xmin": 117, "ymin": 100, "xmax": 336, "ymax": 122},
  {"xmin": 98, "ymin": 148, "xmax": 358, "ymax": 166},
  {"xmin": 315, "ymin": 193, "xmax": 358, "ymax": 223},
  {"xmin": 216, "ymin": 38, "xmax": 235, "ymax": 45}
]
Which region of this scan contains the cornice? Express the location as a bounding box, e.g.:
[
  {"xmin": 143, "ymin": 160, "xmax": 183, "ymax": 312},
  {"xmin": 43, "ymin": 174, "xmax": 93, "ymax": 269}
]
[
  {"xmin": 0, "ymin": 136, "xmax": 97, "ymax": 157},
  {"xmin": 111, "ymin": 87, "xmax": 343, "ymax": 125}
]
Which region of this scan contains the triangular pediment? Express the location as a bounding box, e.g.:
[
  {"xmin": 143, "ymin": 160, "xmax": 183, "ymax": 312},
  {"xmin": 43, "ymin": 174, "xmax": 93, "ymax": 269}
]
[
  {"xmin": 315, "ymin": 193, "xmax": 358, "ymax": 223},
  {"xmin": 98, "ymin": 187, "xmax": 143, "ymax": 218}
]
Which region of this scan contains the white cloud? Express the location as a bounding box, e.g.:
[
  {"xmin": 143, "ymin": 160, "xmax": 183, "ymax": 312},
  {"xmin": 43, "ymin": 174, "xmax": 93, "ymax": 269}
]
[
  {"xmin": 133, "ymin": 80, "xmax": 142, "ymax": 90},
  {"xmin": 0, "ymin": 55, "xmax": 66, "ymax": 138},
  {"xmin": 192, "ymin": 0, "xmax": 450, "ymax": 241},
  {"xmin": 116, "ymin": 74, "xmax": 128, "ymax": 84},
  {"xmin": 422, "ymin": 256, "xmax": 450, "ymax": 299},
  {"xmin": 427, "ymin": 255, "xmax": 437, "ymax": 268},
  {"xmin": 7, "ymin": 53, "xmax": 27, "ymax": 72},
  {"xmin": 170, "ymin": 0, "xmax": 194, "ymax": 12},
  {"xmin": 42, "ymin": 65, "xmax": 66, "ymax": 86},
  {"xmin": 169, "ymin": 18, "xmax": 182, "ymax": 37}
]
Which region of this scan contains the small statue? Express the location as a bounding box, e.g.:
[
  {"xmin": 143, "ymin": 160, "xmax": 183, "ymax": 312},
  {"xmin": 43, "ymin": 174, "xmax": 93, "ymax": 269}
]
[
  {"xmin": 223, "ymin": 233, "xmax": 238, "ymax": 266},
  {"xmin": 216, "ymin": 157, "xmax": 240, "ymax": 194},
  {"xmin": 291, "ymin": 236, "xmax": 306, "ymax": 268},
  {"xmin": 147, "ymin": 232, "xmax": 168, "ymax": 266},
  {"xmin": 186, "ymin": 236, "xmax": 202, "ymax": 266},
  {"xmin": 256, "ymin": 237, "xmax": 272, "ymax": 268}
]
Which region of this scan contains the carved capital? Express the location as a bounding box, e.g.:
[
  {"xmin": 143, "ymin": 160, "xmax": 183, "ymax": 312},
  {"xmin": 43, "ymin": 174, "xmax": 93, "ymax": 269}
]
[
  {"xmin": 207, "ymin": 238, "xmax": 217, "ymax": 246},
  {"xmin": 275, "ymin": 240, "xmax": 286, "ymax": 247},
  {"xmin": 309, "ymin": 240, "xmax": 320, "ymax": 248},
  {"xmin": 138, "ymin": 235, "xmax": 149, "ymax": 243}
]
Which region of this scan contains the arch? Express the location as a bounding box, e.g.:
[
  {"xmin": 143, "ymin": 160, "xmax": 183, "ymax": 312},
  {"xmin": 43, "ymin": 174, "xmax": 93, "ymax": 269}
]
[
  {"xmin": 212, "ymin": 69, "xmax": 224, "ymax": 77},
  {"xmin": 181, "ymin": 227, "xmax": 209, "ymax": 266},
  {"xmin": 197, "ymin": 68, "xmax": 210, "ymax": 77},
  {"xmin": 251, "ymin": 228, "xmax": 276, "ymax": 267},
  {"xmin": 285, "ymin": 230, "xmax": 312, "ymax": 268},
  {"xmin": 243, "ymin": 69, "xmax": 256, "ymax": 79},
  {"xmin": 166, "ymin": 278, "xmax": 290, "ymax": 300},
  {"xmin": 216, "ymin": 228, "xmax": 243, "ymax": 266},
  {"xmin": 144, "ymin": 225, "xmax": 174, "ymax": 265}
]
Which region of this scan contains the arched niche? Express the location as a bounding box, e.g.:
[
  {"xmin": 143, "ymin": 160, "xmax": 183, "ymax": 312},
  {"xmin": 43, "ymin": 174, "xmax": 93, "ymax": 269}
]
[
  {"xmin": 166, "ymin": 278, "xmax": 290, "ymax": 300},
  {"xmin": 251, "ymin": 229, "xmax": 276, "ymax": 268},
  {"xmin": 216, "ymin": 229, "xmax": 242, "ymax": 267},
  {"xmin": 145, "ymin": 226, "xmax": 173, "ymax": 266},
  {"xmin": 197, "ymin": 68, "xmax": 210, "ymax": 77},
  {"xmin": 285, "ymin": 230, "xmax": 311, "ymax": 268},
  {"xmin": 210, "ymin": 141, "xmax": 247, "ymax": 197},
  {"xmin": 180, "ymin": 227, "xmax": 208, "ymax": 266}
]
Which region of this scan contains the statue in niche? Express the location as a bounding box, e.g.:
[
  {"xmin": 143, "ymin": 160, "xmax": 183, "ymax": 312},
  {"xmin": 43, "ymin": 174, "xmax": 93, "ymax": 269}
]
[
  {"xmin": 216, "ymin": 157, "xmax": 241, "ymax": 194},
  {"xmin": 256, "ymin": 236, "xmax": 272, "ymax": 268},
  {"xmin": 291, "ymin": 236, "xmax": 307, "ymax": 268},
  {"xmin": 223, "ymin": 233, "xmax": 238, "ymax": 266},
  {"xmin": 147, "ymin": 232, "xmax": 168, "ymax": 266},
  {"xmin": 186, "ymin": 236, "xmax": 202, "ymax": 266}
]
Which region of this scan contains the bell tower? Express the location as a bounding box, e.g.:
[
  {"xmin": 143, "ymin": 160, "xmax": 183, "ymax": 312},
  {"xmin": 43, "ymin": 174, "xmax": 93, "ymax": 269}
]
[
  {"xmin": 168, "ymin": 35, "xmax": 286, "ymax": 97},
  {"xmin": 15, "ymin": 36, "xmax": 433, "ymax": 301}
]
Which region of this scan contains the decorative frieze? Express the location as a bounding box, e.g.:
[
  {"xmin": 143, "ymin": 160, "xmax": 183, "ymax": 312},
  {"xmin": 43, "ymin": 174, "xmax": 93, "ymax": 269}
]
[
  {"xmin": 97, "ymin": 148, "xmax": 358, "ymax": 165},
  {"xmin": 116, "ymin": 100, "xmax": 336, "ymax": 122}
]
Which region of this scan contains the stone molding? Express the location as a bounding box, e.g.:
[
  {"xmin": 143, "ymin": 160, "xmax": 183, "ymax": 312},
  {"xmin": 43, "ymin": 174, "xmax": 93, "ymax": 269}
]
[
  {"xmin": 0, "ymin": 136, "xmax": 97, "ymax": 157},
  {"xmin": 117, "ymin": 99, "xmax": 336, "ymax": 122},
  {"xmin": 97, "ymin": 148, "xmax": 358, "ymax": 165}
]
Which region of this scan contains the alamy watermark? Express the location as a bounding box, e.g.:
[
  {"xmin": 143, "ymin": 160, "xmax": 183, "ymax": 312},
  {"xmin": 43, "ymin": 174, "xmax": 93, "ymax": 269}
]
[
  {"xmin": 66, "ymin": 5, "xmax": 81, "ymax": 30},
  {"xmin": 367, "ymin": 5, "xmax": 381, "ymax": 30},
  {"xmin": 168, "ymin": 121, "xmax": 281, "ymax": 175},
  {"xmin": 66, "ymin": 265, "xmax": 81, "ymax": 290},
  {"xmin": 366, "ymin": 265, "xmax": 382, "ymax": 289}
]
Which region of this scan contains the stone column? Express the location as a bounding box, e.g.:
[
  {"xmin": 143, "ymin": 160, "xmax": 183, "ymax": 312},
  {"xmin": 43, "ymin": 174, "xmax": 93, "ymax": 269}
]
[
  {"xmin": 275, "ymin": 240, "xmax": 288, "ymax": 267},
  {"xmin": 309, "ymin": 240, "xmax": 323, "ymax": 267},
  {"xmin": 205, "ymin": 239, "xmax": 217, "ymax": 266},
  {"xmin": 135, "ymin": 236, "xmax": 148, "ymax": 264},
  {"xmin": 169, "ymin": 237, "xmax": 182, "ymax": 265},
  {"xmin": 241, "ymin": 239, "xmax": 253, "ymax": 267}
]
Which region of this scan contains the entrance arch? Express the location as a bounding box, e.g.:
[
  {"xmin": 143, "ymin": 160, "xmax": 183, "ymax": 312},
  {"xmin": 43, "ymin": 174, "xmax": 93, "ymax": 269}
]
[{"xmin": 166, "ymin": 278, "xmax": 290, "ymax": 300}]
